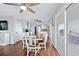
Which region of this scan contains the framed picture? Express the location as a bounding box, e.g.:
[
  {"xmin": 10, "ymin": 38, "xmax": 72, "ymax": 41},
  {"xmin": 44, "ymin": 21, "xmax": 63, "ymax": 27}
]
[{"xmin": 0, "ymin": 21, "xmax": 8, "ymax": 30}]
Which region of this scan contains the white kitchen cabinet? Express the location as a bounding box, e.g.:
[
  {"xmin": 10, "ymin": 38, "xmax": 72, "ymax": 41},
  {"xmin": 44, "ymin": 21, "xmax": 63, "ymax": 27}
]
[{"xmin": 0, "ymin": 33, "xmax": 9, "ymax": 45}]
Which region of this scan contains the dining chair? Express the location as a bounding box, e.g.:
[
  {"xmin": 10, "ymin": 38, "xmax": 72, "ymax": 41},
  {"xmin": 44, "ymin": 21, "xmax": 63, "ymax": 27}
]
[
  {"xmin": 38, "ymin": 34, "xmax": 48, "ymax": 50},
  {"xmin": 22, "ymin": 32, "xmax": 29, "ymax": 49},
  {"xmin": 26, "ymin": 38, "xmax": 41, "ymax": 56}
]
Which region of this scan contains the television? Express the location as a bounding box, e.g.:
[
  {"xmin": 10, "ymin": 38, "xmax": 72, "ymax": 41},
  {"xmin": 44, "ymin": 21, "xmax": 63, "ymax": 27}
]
[{"xmin": 0, "ymin": 21, "xmax": 8, "ymax": 30}]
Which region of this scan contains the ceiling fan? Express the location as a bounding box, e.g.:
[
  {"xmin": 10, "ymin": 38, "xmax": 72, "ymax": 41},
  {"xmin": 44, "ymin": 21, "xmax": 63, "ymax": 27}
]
[{"xmin": 3, "ymin": 3, "xmax": 40, "ymax": 13}]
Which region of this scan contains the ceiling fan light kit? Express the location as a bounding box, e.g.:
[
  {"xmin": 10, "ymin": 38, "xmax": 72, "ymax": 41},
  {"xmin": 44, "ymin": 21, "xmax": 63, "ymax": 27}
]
[{"xmin": 20, "ymin": 5, "xmax": 27, "ymax": 11}]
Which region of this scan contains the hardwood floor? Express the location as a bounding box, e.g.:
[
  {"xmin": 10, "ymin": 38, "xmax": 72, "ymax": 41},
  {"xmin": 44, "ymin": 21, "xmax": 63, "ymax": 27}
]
[{"xmin": 0, "ymin": 38, "xmax": 59, "ymax": 56}]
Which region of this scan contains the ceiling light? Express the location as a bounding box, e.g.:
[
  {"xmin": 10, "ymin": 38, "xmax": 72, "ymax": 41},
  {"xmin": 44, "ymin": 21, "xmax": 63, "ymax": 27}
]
[
  {"xmin": 59, "ymin": 24, "xmax": 64, "ymax": 30},
  {"xmin": 0, "ymin": 3, "xmax": 2, "ymax": 4},
  {"xmin": 20, "ymin": 6, "xmax": 27, "ymax": 11}
]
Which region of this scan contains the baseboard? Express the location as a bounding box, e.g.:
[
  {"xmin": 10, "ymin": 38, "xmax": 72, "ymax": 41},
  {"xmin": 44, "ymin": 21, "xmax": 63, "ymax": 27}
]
[{"xmin": 0, "ymin": 44, "xmax": 8, "ymax": 46}]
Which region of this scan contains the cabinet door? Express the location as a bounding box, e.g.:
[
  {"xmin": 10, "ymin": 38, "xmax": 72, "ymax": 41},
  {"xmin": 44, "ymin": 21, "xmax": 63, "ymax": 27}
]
[
  {"xmin": 4, "ymin": 33, "xmax": 9, "ymax": 44},
  {"xmin": 0, "ymin": 34, "xmax": 4, "ymax": 44}
]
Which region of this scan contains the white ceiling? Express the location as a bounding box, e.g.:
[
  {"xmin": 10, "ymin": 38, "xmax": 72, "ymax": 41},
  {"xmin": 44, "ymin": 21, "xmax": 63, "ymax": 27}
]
[{"xmin": 0, "ymin": 3, "xmax": 61, "ymax": 24}]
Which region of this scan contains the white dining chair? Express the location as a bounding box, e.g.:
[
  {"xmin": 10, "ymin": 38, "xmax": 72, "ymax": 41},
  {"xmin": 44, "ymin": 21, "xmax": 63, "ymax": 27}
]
[
  {"xmin": 38, "ymin": 34, "xmax": 48, "ymax": 50},
  {"xmin": 28, "ymin": 36, "xmax": 36, "ymax": 46},
  {"xmin": 26, "ymin": 38, "xmax": 40, "ymax": 56},
  {"xmin": 21, "ymin": 32, "xmax": 29, "ymax": 49},
  {"xmin": 23, "ymin": 35, "xmax": 40, "ymax": 56}
]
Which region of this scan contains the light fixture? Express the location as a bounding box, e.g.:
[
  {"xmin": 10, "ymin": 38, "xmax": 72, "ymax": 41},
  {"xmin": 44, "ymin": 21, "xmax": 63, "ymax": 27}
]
[
  {"xmin": 0, "ymin": 3, "xmax": 2, "ymax": 4},
  {"xmin": 59, "ymin": 24, "xmax": 64, "ymax": 30},
  {"xmin": 20, "ymin": 5, "xmax": 27, "ymax": 11}
]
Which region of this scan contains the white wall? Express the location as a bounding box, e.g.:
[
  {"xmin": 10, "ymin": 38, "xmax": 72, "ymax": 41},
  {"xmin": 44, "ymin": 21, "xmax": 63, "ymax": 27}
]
[{"xmin": 13, "ymin": 19, "xmax": 23, "ymax": 43}]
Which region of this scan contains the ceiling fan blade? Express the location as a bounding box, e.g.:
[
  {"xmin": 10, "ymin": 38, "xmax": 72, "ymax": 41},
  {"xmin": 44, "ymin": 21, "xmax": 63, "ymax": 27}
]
[
  {"xmin": 27, "ymin": 3, "xmax": 40, "ymax": 6},
  {"xmin": 20, "ymin": 9, "xmax": 24, "ymax": 13},
  {"xmin": 27, "ymin": 7, "xmax": 35, "ymax": 13},
  {"xmin": 3, "ymin": 3, "xmax": 19, "ymax": 6}
]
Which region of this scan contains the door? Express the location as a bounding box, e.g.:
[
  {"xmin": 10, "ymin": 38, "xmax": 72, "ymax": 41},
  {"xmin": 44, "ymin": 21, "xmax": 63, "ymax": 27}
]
[
  {"xmin": 55, "ymin": 11, "xmax": 65, "ymax": 56},
  {"xmin": 67, "ymin": 4, "xmax": 79, "ymax": 56}
]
